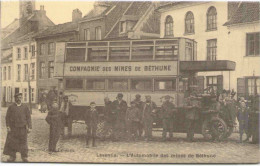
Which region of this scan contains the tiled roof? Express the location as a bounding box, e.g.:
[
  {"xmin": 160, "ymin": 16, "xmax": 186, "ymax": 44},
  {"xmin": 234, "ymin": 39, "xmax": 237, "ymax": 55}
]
[
  {"xmin": 105, "ymin": 2, "xmax": 132, "ymax": 35},
  {"xmin": 35, "ymin": 22, "xmax": 78, "ymax": 38},
  {"xmin": 224, "ymin": 2, "xmax": 260, "ymax": 26},
  {"xmin": 106, "ymin": 2, "xmax": 155, "ymax": 39},
  {"xmin": 1, "ymin": 53, "xmax": 12, "ymax": 64}
]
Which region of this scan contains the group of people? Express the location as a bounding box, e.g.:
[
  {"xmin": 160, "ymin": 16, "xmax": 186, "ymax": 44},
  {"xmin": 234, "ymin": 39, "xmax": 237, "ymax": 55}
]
[{"xmin": 3, "ymin": 90, "xmax": 259, "ymax": 162}]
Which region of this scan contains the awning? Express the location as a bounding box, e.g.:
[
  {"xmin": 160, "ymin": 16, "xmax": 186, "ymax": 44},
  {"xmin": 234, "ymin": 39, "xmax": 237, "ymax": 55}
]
[{"xmin": 180, "ymin": 60, "xmax": 236, "ymax": 72}]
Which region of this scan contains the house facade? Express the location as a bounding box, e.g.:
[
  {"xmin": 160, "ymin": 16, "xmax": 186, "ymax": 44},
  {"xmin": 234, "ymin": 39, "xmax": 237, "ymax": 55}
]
[
  {"xmin": 34, "ymin": 9, "xmax": 81, "ymax": 100},
  {"xmin": 12, "ymin": 36, "xmax": 37, "ymax": 106},
  {"xmin": 157, "ymin": 2, "xmax": 239, "ymax": 94},
  {"xmin": 1, "ymin": 55, "xmax": 13, "ymax": 106},
  {"xmin": 224, "ymin": 2, "xmax": 260, "ymax": 98}
]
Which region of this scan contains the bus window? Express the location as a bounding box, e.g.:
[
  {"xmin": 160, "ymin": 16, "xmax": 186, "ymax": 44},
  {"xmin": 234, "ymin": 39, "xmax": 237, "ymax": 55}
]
[
  {"xmin": 132, "ymin": 46, "xmax": 153, "ymax": 60},
  {"xmin": 88, "ymin": 47, "xmax": 107, "ymax": 61},
  {"xmin": 155, "ymin": 45, "xmax": 178, "ymax": 60},
  {"xmin": 110, "ymin": 47, "xmax": 130, "ymax": 61},
  {"xmin": 66, "ymin": 48, "xmax": 86, "ymax": 62},
  {"xmin": 65, "ymin": 79, "xmax": 84, "ymax": 89},
  {"xmin": 155, "ymin": 78, "xmax": 176, "ymax": 91},
  {"xmin": 131, "ymin": 79, "xmax": 152, "ymax": 91},
  {"xmin": 86, "ymin": 79, "xmax": 105, "ymax": 90},
  {"xmin": 108, "ymin": 79, "xmax": 128, "ymax": 91}
]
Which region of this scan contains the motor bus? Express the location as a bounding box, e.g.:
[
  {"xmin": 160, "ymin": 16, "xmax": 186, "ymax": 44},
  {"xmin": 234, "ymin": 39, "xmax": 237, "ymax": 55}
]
[{"xmin": 54, "ymin": 38, "xmax": 236, "ymax": 138}]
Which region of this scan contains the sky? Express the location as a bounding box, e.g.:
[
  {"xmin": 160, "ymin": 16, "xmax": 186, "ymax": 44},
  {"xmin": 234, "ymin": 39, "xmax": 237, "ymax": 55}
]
[{"xmin": 1, "ymin": 1, "xmax": 95, "ymax": 28}]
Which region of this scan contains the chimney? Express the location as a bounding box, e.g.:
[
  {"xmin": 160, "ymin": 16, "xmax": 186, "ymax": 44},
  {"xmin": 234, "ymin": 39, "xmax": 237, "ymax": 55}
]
[
  {"xmin": 39, "ymin": 5, "xmax": 46, "ymax": 15},
  {"xmin": 72, "ymin": 9, "xmax": 82, "ymax": 22}
]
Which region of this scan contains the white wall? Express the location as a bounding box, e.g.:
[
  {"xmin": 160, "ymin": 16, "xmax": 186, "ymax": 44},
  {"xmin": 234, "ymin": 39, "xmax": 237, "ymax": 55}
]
[
  {"xmin": 12, "ymin": 41, "xmax": 37, "ymax": 103},
  {"xmin": 227, "ymin": 23, "xmax": 260, "ymax": 92},
  {"xmin": 1, "ymin": 62, "xmax": 14, "ymax": 102},
  {"xmin": 159, "ymin": 2, "xmax": 236, "ymax": 91}
]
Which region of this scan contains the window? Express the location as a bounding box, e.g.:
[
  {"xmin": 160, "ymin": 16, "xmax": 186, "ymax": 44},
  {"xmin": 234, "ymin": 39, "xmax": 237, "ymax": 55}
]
[
  {"xmin": 24, "ymin": 64, "xmax": 28, "ymax": 81},
  {"xmin": 40, "ymin": 43, "xmax": 45, "ymax": 55},
  {"xmin": 48, "ymin": 42, "xmax": 55, "ymax": 55},
  {"xmin": 155, "ymin": 78, "xmax": 176, "ymax": 91},
  {"xmin": 3, "ymin": 67, "xmax": 6, "ymax": 80},
  {"xmin": 207, "ymin": 6, "xmax": 217, "ymax": 31},
  {"xmin": 131, "ymin": 79, "xmax": 152, "ymax": 91},
  {"xmin": 8, "ymin": 66, "xmax": 11, "ymax": 80},
  {"xmin": 207, "ymin": 76, "xmax": 217, "ymax": 92},
  {"xmin": 84, "ymin": 29, "xmax": 90, "ymax": 40},
  {"xmin": 185, "ymin": 42, "xmax": 194, "ymax": 61},
  {"xmin": 95, "ymin": 26, "xmax": 102, "ymax": 40},
  {"xmin": 31, "ymin": 45, "xmax": 35, "ymax": 58},
  {"xmin": 31, "ymin": 63, "xmax": 35, "ymax": 80},
  {"xmin": 66, "ymin": 48, "xmax": 86, "ymax": 62},
  {"xmin": 23, "ymin": 88, "xmax": 27, "ymax": 102},
  {"xmin": 17, "ymin": 64, "xmax": 21, "ymax": 81},
  {"xmin": 40, "ymin": 62, "xmax": 45, "ymax": 78},
  {"xmin": 48, "ymin": 61, "xmax": 54, "ymax": 78},
  {"xmin": 247, "ymin": 78, "xmax": 260, "ymax": 95},
  {"xmin": 207, "ymin": 39, "xmax": 217, "ymax": 60},
  {"xmin": 17, "ymin": 48, "xmax": 21, "ymax": 59},
  {"xmin": 86, "ymin": 79, "xmax": 105, "ymax": 90},
  {"xmin": 108, "ymin": 79, "xmax": 128, "ymax": 91},
  {"xmin": 120, "ymin": 21, "xmax": 126, "ymax": 33},
  {"xmin": 24, "ymin": 47, "xmax": 28, "ymax": 59},
  {"xmin": 65, "ymin": 79, "xmax": 83, "ymax": 89},
  {"xmin": 155, "ymin": 45, "xmax": 178, "ymax": 60},
  {"xmin": 185, "ymin": 11, "xmax": 194, "ymax": 34},
  {"xmin": 165, "ymin": 16, "xmax": 173, "ymax": 36},
  {"xmin": 246, "ymin": 32, "xmax": 260, "ymax": 56},
  {"xmin": 31, "ymin": 88, "xmax": 35, "ymax": 102}
]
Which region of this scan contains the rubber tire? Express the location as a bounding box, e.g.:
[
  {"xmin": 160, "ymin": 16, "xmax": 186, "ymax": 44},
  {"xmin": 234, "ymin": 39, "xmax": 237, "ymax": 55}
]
[{"xmin": 202, "ymin": 117, "xmax": 227, "ymax": 141}]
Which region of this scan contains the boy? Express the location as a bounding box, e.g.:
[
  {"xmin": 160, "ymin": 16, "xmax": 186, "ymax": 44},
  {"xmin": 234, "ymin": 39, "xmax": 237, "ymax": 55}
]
[
  {"xmin": 85, "ymin": 102, "xmax": 99, "ymax": 147},
  {"xmin": 45, "ymin": 102, "xmax": 63, "ymax": 152},
  {"xmin": 126, "ymin": 101, "xmax": 140, "ymax": 141}
]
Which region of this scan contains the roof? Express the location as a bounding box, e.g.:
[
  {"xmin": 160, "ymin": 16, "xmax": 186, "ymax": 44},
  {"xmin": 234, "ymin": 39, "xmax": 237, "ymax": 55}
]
[
  {"xmin": 35, "ymin": 21, "xmax": 78, "ymax": 38},
  {"xmin": 105, "ymin": 2, "xmax": 158, "ymax": 39},
  {"xmin": 224, "ymin": 2, "xmax": 260, "ymax": 26},
  {"xmin": 82, "ymin": 1, "xmax": 118, "ymax": 20},
  {"xmin": 1, "ymin": 18, "xmax": 19, "ymax": 39},
  {"xmin": 1, "ymin": 10, "xmax": 54, "ymax": 50},
  {"xmin": 1, "ymin": 53, "xmax": 12, "ymax": 64},
  {"xmin": 155, "ymin": 1, "xmax": 196, "ymax": 11}
]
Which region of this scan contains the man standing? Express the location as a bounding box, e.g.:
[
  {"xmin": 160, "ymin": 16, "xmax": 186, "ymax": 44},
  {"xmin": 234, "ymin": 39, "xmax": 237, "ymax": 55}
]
[
  {"xmin": 3, "ymin": 93, "xmax": 32, "ymax": 162},
  {"xmin": 60, "ymin": 96, "xmax": 72, "ymax": 137},
  {"xmin": 112, "ymin": 93, "xmax": 127, "ymax": 141},
  {"xmin": 161, "ymin": 95, "xmax": 176, "ymax": 141},
  {"xmin": 133, "ymin": 94, "xmax": 144, "ymax": 139},
  {"xmin": 185, "ymin": 94, "xmax": 200, "ymax": 142},
  {"xmin": 142, "ymin": 95, "xmax": 157, "ymax": 141}
]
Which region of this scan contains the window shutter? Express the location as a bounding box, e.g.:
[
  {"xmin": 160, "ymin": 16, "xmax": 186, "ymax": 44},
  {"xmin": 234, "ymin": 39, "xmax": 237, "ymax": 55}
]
[
  {"xmin": 196, "ymin": 76, "xmax": 204, "ymax": 94},
  {"xmin": 217, "ymin": 75, "xmax": 223, "ymax": 94},
  {"xmin": 237, "ymin": 77, "xmax": 246, "ymax": 98}
]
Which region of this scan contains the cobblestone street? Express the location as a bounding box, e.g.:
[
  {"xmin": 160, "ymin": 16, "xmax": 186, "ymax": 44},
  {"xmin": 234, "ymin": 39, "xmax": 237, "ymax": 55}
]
[{"xmin": 1, "ymin": 107, "xmax": 259, "ymax": 163}]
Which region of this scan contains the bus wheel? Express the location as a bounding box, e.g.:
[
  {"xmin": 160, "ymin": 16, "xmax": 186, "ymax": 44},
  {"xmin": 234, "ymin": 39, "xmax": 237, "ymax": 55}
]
[{"xmin": 202, "ymin": 117, "xmax": 227, "ymax": 141}]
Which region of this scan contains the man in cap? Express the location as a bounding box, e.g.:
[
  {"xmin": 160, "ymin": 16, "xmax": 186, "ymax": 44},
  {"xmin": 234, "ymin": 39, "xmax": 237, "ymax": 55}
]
[
  {"xmin": 60, "ymin": 96, "xmax": 73, "ymax": 137},
  {"xmin": 185, "ymin": 93, "xmax": 200, "ymax": 142},
  {"xmin": 142, "ymin": 95, "xmax": 157, "ymax": 141},
  {"xmin": 160, "ymin": 95, "xmax": 176, "ymax": 141},
  {"xmin": 112, "ymin": 93, "xmax": 127, "ymax": 141},
  {"xmin": 3, "ymin": 93, "xmax": 32, "ymax": 162},
  {"xmin": 133, "ymin": 94, "xmax": 144, "ymax": 139}
]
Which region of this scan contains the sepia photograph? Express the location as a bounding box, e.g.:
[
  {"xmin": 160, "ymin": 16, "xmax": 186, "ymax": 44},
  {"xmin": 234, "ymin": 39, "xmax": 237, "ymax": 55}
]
[{"xmin": 0, "ymin": 0, "xmax": 259, "ymax": 164}]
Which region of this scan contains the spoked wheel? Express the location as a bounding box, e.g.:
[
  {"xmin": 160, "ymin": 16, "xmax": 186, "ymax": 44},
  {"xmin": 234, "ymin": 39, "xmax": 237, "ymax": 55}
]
[{"xmin": 202, "ymin": 117, "xmax": 227, "ymax": 141}]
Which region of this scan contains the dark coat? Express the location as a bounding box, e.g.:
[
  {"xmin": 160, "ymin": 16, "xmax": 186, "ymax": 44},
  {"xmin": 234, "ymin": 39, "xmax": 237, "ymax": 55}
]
[
  {"xmin": 126, "ymin": 107, "xmax": 140, "ymax": 122},
  {"xmin": 85, "ymin": 108, "xmax": 99, "ymax": 126},
  {"xmin": 112, "ymin": 100, "xmax": 128, "ymax": 121},
  {"xmin": 160, "ymin": 101, "xmax": 176, "ymax": 119},
  {"xmin": 142, "ymin": 101, "xmax": 157, "ymax": 122},
  {"xmin": 45, "ymin": 110, "xmax": 63, "ymax": 128},
  {"xmin": 3, "ymin": 103, "xmax": 32, "ymax": 157},
  {"xmin": 104, "ymin": 101, "xmax": 114, "ymax": 122}
]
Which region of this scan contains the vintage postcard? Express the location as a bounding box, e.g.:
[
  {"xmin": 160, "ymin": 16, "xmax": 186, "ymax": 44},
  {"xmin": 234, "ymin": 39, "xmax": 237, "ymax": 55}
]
[{"xmin": 1, "ymin": 0, "xmax": 259, "ymax": 164}]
